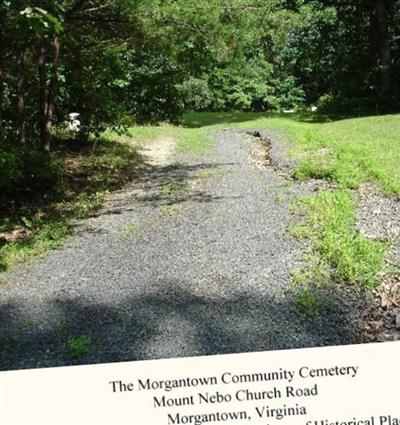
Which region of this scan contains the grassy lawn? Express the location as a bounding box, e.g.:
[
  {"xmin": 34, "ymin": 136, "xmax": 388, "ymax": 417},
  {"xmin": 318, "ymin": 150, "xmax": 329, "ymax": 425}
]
[
  {"xmin": 104, "ymin": 124, "xmax": 214, "ymax": 154},
  {"xmin": 1, "ymin": 111, "xmax": 399, "ymax": 291}
]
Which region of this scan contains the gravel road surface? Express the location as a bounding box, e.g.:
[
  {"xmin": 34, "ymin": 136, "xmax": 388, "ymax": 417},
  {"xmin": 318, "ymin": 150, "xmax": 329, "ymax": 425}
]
[{"xmin": 0, "ymin": 130, "xmax": 360, "ymax": 370}]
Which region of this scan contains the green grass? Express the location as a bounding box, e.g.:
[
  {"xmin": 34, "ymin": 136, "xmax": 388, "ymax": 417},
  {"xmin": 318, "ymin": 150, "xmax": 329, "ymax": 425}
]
[
  {"xmin": 291, "ymin": 190, "xmax": 386, "ymax": 288},
  {"xmin": 0, "ymin": 221, "xmax": 70, "ymax": 272},
  {"xmin": 105, "ymin": 124, "xmax": 214, "ymax": 154},
  {"xmin": 159, "ymin": 204, "xmax": 179, "ymax": 216},
  {"xmin": 119, "ymin": 223, "xmax": 140, "ymax": 236},
  {"xmin": 67, "ymin": 335, "xmax": 91, "ymax": 358},
  {"xmin": 159, "ymin": 181, "xmax": 188, "ymax": 196},
  {"xmin": 292, "ymin": 117, "xmax": 400, "ymax": 195},
  {"xmin": 293, "ymin": 287, "xmax": 321, "ymax": 321}
]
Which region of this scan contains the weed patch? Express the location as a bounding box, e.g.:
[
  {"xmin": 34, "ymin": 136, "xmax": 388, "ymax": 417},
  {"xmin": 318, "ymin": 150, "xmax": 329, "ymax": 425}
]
[
  {"xmin": 120, "ymin": 223, "xmax": 140, "ymax": 236},
  {"xmin": 293, "ymin": 287, "xmax": 321, "ymax": 322},
  {"xmin": 159, "ymin": 181, "xmax": 188, "ymax": 196},
  {"xmin": 68, "ymin": 335, "xmax": 91, "ymax": 359},
  {"xmin": 291, "ymin": 190, "xmax": 386, "ymax": 288},
  {"xmin": 159, "ymin": 204, "xmax": 179, "ymax": 216}
]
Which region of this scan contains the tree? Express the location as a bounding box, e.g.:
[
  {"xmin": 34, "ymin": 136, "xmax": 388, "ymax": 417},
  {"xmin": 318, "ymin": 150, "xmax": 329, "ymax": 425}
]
[{"xmin": 1, "ymin": 0, "xmax": 399, "ymax": 161}]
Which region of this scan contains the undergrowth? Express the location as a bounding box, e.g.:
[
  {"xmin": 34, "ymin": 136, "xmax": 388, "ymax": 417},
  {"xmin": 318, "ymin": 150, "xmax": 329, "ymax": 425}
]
[{"xmin": 0, "ymin": 136, "xmax": 140, "ymax": 272}]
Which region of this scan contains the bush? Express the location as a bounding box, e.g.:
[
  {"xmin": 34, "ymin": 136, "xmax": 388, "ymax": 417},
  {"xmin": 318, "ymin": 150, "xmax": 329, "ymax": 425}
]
[
  {"xmin": 177, "ymin": 77, "xmax": 213, "ymax": 111},
  {"xmin": 0, "ymin": 149, "xmax": 23, "ymax": 193},
  {"xmin": 316, "ymin": 93, "xmax": 380, "ymax": 116},
  {"xmin": 0, "ymin": 144, "xmax": 63, "ymax": 207}
]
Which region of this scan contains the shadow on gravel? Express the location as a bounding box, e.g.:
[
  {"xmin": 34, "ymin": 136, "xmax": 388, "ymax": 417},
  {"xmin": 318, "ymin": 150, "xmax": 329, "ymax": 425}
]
[
  {"xmin": 96, "ymin": 161, "xmax": 239, "ymax": 213},
  {"xmin": 0, "ymin": 283, "xmax": 362, "ymax": 371},
  {"xmin": 137, "ymin": 162, "xmax": 235, "ymax": 188}
]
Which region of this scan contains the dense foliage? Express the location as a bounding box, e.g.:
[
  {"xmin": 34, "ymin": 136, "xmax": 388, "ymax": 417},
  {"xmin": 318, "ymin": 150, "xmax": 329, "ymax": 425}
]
[{"xmin": 0, "ymin": 0, "xmax": 399, "ymax": 156}]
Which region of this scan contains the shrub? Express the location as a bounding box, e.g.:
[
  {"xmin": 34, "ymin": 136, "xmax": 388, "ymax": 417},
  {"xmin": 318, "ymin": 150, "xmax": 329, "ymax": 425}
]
[
  {"xmin": 316, "ymin": 93, "xmax": 380, "ymax": 116},
  {"xmin": 0, "ymin": 144, "xmax": 63, "ymax": 208},
  {"xmin": 177, "ymin": 77, "xmax": 213, "ymax": 111}
]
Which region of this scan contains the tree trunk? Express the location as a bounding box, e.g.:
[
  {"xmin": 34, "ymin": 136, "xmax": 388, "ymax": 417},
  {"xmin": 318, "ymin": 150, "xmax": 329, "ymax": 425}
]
[
  {"xmin": 43, "ymin": 36, "xmax": 60, "ymax": 152},
  {"xmin": 375, "ymin": 0, "xmax": 392, "ymax": 105},
  {"xmin": 0, "ymin": 8, "xmax": 6, "ymax": 119},
  {"xmin": 38, "ymin": 45, "xmax": 48, "ymax": 143},
  {"xmin": 16, "ymin": 45, "xmax": 26, "ymax": 144}
]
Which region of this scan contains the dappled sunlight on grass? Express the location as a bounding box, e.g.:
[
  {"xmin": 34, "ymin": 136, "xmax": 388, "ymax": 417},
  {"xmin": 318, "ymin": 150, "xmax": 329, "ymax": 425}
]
[{"xmin": 107, "ymin": 123, "xmax": 215, "ymax": 154}]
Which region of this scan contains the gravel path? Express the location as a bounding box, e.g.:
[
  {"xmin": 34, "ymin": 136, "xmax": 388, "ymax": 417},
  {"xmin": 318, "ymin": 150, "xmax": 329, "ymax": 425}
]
[{"xmin": 0, "ymin": 130, "xmax": 360, "ymax": 370}]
